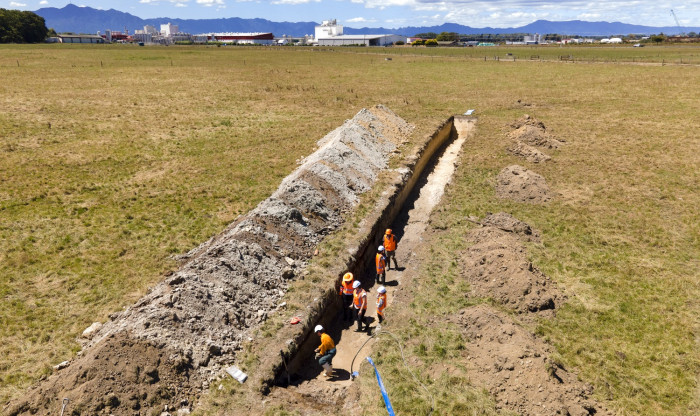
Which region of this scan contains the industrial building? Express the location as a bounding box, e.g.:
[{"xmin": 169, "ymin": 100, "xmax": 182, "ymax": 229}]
[
  {"xmin": 314, "ymin": 19, "xmax": 405, "ymax": 46},
  {"xmin": 53, "ymin": 34, "xmax": 105, "ymax": 44},
  {"xmin": 199, "ymin": 33, "xmax": 275, "ymax": 45}
]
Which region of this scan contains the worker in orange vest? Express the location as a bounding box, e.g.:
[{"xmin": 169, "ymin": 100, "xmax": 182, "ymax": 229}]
[
  {"xmin": 376, "ymin": 286, "xmax": 387, "ymax": 324},
  {"xmin": 383, "ymin": 229, "xmax": 399, "ymax": 270},
  {"xmin": 314, "ymin": 325, "xmax": 336, "ymax": 378},
  {"xmin": 351, "ymin": 280, "xmax": 369, "ymax": 332},
  {"xmin": 339, "ymin": 272, "xmax": 355, "ymax": 322},
  {"xmin": 375, "ymin": 246, "xmax": 386, "ymax": 284}
]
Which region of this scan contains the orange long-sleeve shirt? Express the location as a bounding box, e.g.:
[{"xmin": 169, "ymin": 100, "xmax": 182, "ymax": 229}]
[{"xmin": 318, "ymin": 333, "xmax": 335, "ymax": 355}]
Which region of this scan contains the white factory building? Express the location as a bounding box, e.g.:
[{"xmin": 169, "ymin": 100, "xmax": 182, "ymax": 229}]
[{"xmin": 314, "ymin": 19, "xmax": 405, "ymax": 47}]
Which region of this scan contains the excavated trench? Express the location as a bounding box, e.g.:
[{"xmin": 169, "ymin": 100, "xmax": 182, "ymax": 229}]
[
  {"xmin": 272, "ymin": 116, "xmax": 475, "ymax": 387},
  {"xmin": 6, "ymin": 107, "xmax": 474, "ymax": 416}
]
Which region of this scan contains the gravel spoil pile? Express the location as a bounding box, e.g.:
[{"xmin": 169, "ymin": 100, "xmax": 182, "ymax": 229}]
[{"xmin": 7, "ymin": 105, "xmax": 413, "ymax": 416}]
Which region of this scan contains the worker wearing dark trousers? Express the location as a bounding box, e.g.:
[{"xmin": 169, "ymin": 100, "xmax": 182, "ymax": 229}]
[
  {"xmin": 383, "ymin": 229, "xmax": 399, "ymax": 270},
  {"xmin": 339, "ymin": 272, "xmax": 355, "ymax": 322},
  {"xmin": 375, "ymin": 246, "xmax": 386, "ymax": 284},
  {"xmin": 351, "ymin": 280, "xmax": 369, "ymax": 332},
  {"xmin": 314, "ymin": 325, "xmax": 335, "ymax": 378}
]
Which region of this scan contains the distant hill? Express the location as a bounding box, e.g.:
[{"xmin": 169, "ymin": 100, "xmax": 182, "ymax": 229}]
[{"xmin": 35, "ymin": 4, "xmax": 697, "ymax": 37}]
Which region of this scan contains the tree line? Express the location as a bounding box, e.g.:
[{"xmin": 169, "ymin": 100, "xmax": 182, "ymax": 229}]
[{"xmin": 0, "ymin": 9, "xmax": 48, "ymax": 43}]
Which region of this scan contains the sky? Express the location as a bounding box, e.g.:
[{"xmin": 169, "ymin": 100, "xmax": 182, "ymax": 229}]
[{"xmin": 4, "ymin": 0, "xmax": 699, "ymax": 29}]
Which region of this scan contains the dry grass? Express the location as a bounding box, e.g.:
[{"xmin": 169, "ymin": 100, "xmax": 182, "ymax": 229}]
[{"xmin": 0, "ymin": 44, "xmax": 698, "ymax": 414}]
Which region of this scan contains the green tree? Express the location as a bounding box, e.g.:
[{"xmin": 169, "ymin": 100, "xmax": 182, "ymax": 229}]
[
  {"xmin": 436, "ymin": 31, "xmax": 459, "ymax": 42},
  {"xmin": 0, "ymin": 9, "xmax": 48, "ymax": 43},
  {"xmin": 424, "ymin": 39, "xmax": 438, "ymax": 47},
  {"xmin": 651, "ymin": 34, "xmax": 666, "ymax": 43},
  {"xmin": 414, "ymin": 32, "xmax": 437, "ymax": 39}
]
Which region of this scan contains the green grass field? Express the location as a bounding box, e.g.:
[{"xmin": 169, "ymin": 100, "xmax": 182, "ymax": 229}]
[{"xmin": 1, "ymin": 44, "xmax": 698, "ymax": 414}]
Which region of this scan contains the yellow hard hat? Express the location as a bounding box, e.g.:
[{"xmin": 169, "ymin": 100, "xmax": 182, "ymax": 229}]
[
  {"xmin": 343, "ymin": 272, "xmax": 353, "ymax": 282},
  {"xmin": 385, "ymin": 229, "xmax": 392, "ymax": 234}
]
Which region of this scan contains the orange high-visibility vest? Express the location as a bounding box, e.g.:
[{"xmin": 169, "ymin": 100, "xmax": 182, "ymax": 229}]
[
  {"xmin": 383, "ymin": 234, "xmax": 397, "ymax": 251},
  {"xmin": 340, "ymin": 280, "xmax": 354, "ymax": 296},
  {"xmin": 376, "ymin": 293, "xmax": 387, "ymax": 316},
  {"xmin": 376, "ymin": 253, "xmax": 386, "ymax": 274},
  {"xmin": 353, "ymin": 289, "xmax": 367, "ymax": 310}
]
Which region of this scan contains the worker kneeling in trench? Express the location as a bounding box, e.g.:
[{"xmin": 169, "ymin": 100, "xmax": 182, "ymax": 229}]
[{"xmin": 314, "ymin": 325, "xmax": 336, "ymax": 378}]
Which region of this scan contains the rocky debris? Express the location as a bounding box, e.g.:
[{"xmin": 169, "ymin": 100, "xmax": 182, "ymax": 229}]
[
  {"xmin": 508, "ymin": 114, "xmax": 563, "ymax": 150},
  {"xmin": 79, "ymin": 322, "xmax": 102, "ymax": 342},
  {"xmin": 8, "ymin": 105, "xmax": 413, "ymax": 416},
  {"xmin": 455, "ymin": 305, "xmax": 611, "ymax": 416},
  {"xmin": 507, "ymin": 141, "xmax": 551, "ymax": 163},
  {"xmin": 496, "ymin": 165, "xmax": 552, "ymax": 204},
  {"xmin": 462, "ymin": 225, "xmax": 563, "ymax": 314}
]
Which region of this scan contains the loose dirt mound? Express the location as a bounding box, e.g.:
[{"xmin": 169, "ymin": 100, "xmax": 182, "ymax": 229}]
[
  {"xmin": 454, "ymin": 305, "xmax": 611, "ymax": 416},
  {"xmin": 457, "ymin": 214, "xmax": 610, "ymax": 415},
  {"xmin": 6, "ymin": 333, "xmax": 197, "ymax": 416},
  {"xmin": 462, "ymin": 214, "xmax": 562, "ymax": 314},
  {"xmin": 496, "ymin": 165, "xmax": 552, "ymax": 204},
  {"xmin": 481, "ymin": 212, "xmax": 540, "ymax": 241},
  {"xmin": 508, "ymin": 114, "xmax": 563, "ymax": 149},
  {"xmin": 507, "ymin": 141, "xmax": 551, "ymax": 163},
  {"xmin": 7, "ymin": 105, "xmax": 414, "ymax": 416}
]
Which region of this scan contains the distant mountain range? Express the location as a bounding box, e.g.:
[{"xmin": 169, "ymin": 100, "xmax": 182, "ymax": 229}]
[{"xmin": 35, "ymin": 4, "xmax": 697, "ymax": 37}]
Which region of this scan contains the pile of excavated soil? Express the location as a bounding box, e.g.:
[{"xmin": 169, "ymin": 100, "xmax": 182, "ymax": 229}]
[
  {"xmin": 7, "ymin": 105, "xmax": 414, "ymax": 416},
  {"xmin": 507, "ymin": 115, "xmax": 564, "ymax": 163},
  {"xmin": 481, "ymin": 211, "xmax": 540, "ymax": 241},
  {"xmin": 458, "ymin": 214, "xmax": 609, "ymax": 415},
  {"xmin": 496, "ymin": 165, "xmax": 552, "ymax": 204},
  {"xmin": 462, "ymin": 213, "xmax": 562, "ymax": 314},
  {"xmin": 507, "ymin": 141, "xmax": 551, "ymax": 163},
  {"xmin": 453, "ymin": 305, "xmax": 611, "ymax": 416},
  {"xmin": 508, "ymin": 114, "xmax": 564, "ymax": 150}
]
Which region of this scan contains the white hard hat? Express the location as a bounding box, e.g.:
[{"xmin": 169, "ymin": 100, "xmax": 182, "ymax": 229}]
[
  {"xmin": 314, "ymin": 325, "xmax": 324, "ymax": 333},
  {"xmin": 352, "ymin": 280, "xmax": 361, "ymax": 289},
  {"xmin": 378, "ymin": 245, "xmax": 384, "ymax": 252},
  {"xmin": 377, "ymin": 286, "xmax": 386, "ymax": 294}
]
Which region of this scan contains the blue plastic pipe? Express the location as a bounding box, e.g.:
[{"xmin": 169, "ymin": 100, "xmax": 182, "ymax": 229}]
[{"xmin": 366, "ymin": 356, "xmax": 395, "ymax": 416}]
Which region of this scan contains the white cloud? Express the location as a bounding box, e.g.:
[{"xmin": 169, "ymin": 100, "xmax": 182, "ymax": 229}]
[
  {"xmin": 196, "ymin": 0, "xmax": 225, "ymax": 5},
  {"xmin": 347, "ymin": 17, "xmax": 377, "ymax": 23},
  {"xmin": 140, "ymin": 0, "xmax": 190, "ymax": 4},
  {"xmin": 271, "ymin": 0, "xmax": 320, "ymax": 4},
  {"xmin": 10, "ymin": 1, "xmax": 27, "ymax": 6},
  {"xmin": 40, "ymin": 1, "xmax": 48, "ymax": 5}
]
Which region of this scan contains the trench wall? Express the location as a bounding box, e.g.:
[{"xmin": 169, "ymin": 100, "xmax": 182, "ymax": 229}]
[{"xmin": 265, "ymin": 116, "xmax": 458, "ymax": 387}]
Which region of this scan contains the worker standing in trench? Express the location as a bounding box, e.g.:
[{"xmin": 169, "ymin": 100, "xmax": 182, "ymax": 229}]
[
  {"xmin": 376, "ymin": 286, "xmax": 387, "ymax": 324},
  {"xmin": 383, "ymin": 229, "xmax": 399, "ymax": 270},
  {"xmin": 375, "ymin": 246, "xmax": 387, "ymax": 284},
  {"xmin": 351, "ymin": 280, "xmax": 369, "ymax": 332},
  {"xmin": 339, "ymin": 272, "xmax": 355, "ymax": 323}
]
